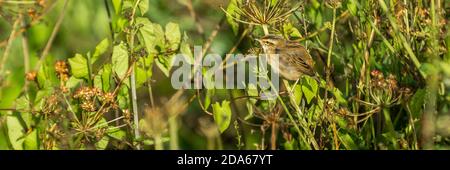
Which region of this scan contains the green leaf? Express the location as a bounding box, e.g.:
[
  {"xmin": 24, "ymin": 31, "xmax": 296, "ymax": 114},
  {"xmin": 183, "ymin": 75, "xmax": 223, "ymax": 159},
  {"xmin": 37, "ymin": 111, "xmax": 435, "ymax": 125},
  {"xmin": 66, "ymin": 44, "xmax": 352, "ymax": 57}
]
[
  {"xmin": 15, "ymin": 97, "xmax": 33, "ymax": 129},
  {"xmin": 107, "ymin": 128, "xmax": 126, "ymax": 140},
  {"xmin": 347, "ymin": 0, "xmax": 358, "ymax": 16},
  {"xmin": 94, "ymin": 64, "xmax": 112, "ymax": 92},
  {"xmin": 135, "ymin": 57, "xmax": 153, "ymax": 88},
  {"xmin": 138, "ymin": 0, "xmax": 149, "ymax": 16},
  {"xmin": 102, "ymin": 64, "xmax": 112, "ymax": 92},
  {"xmin": 136, "ymin": 17, "xmax": 164, "ymax": 54},
  {"xmin": 180, "ymin": 32, "xmax": 194, "ymax": 64},
  {"xmin": 155, "ymin": 54, "xmax": 175, "ymax": 77},
  {"xmin": 226, "ymin": 0, "xmax": 241, "ymax": 35},
  {"xmin": 212, "ymin": 101, "xmax": 232, "ymax": 133},
  {"xmin": 68, "ymin": 54, "xmax": 89, "ymax": 79},
  {"xmin": 302, "ymin": 77, "xmax": 318, "ymax": 104},
  {"xmin": 6, "ymin": 114, "xmax": 25, "ymax": 150},
  {"xmin": 112, "ymin": 42, "xmax": 129, "ymax": 79},
  {"xmin": 165, "ymin": 22, "xmax": 181, "ymax": 51},
  {"xmin": 409, "ymin": 89, "xmax": 425, "ymax": 119},
  {"xmin": 339, "ymin": 132, "xmax": 358, "ymax": 149},
  {"xmin": 293, "ymin": 84, "xmax": 303, "ymax": 106},
  {"xmin": 204, "ymin": 89, "xmax": 214, "ymax": 110},
  {"xmin": 112, "ymin": 0, "xmax": 122, "ymax": 14},
  {"xmin": 283, "ymin": 23, "xmax": 302, "ymax": 39},
  {"xmin": 93, "ymin": 38, "xmax": 109, "ymax": 62},
  {"xmin": 23, "ymin": 129, "xmax": 38, "ymax": 150},
  {"xmin": 65, "ymin": 77, "xmax": 83, "ymax": 89},
  {"xmin": 96, "ymin": 136, "xmax": 109, "ymax": 150}
]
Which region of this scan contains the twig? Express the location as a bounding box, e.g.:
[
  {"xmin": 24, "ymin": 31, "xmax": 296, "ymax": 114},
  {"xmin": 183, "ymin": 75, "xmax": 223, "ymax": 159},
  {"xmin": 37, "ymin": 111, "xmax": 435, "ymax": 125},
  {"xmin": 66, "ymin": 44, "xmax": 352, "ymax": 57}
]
[
  {"xmin": 0, "ymin": 17, "xmax": 21, "ymax": 74},
  {"xmin": 104, "ymin": 0, "xmax": 114, "ymax": 41},
  {"xmin": 184, "ymin": 0, "xmax": 205, "ymax": 40},
  {"xmin": 34, "ymin": 0, "xmax": 70, "ymax": 71}
]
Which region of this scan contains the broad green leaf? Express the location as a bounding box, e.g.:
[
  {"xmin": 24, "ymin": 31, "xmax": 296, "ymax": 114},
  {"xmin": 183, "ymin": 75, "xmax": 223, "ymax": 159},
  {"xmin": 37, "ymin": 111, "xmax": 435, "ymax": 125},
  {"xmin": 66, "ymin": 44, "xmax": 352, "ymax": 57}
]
[
  {"xmin": 6, "ymin": 114, "xmax": 25, "ymax": 150},
  {"xmin": 212, "ymin": 101, "xmax": 232, "ymax": 133},
  {"xmin": 293, "ymin": 84, "xmax": 303, "ymax": 106},
  {"xmin": 96, "ymin": 136, "xmax": 109, "ymax": 150},
  {"xmin": 165, "ymin": 22, "xmax": 181, "ymax": 51},
  {"xmin": 339, "ymin": 132, "xmax": 358, "ymax": 149},
  {"xmin": 15, "ymin": 97, "xmax": 33, "ymax": 129},
  {"xmin": 94, "ymin": 64, "xmax": 112, "ymax": 92},
  {"xmin": 136, "ymin": 17, "xmax": 164, "ymax": 54},
  {"xmin": 135, "ymin": 57, "xmax": 153, "ymax": 88},
  {"xmin": 107, "ymin": 128, "xmax": 126, "ymax": 140},
  {"xmin": 226, "ymin": 0, "xmax": 241, "ymax": 35},
  {"xmin": 180, "ymin": 32, "xmax": 194, "ymax": 64},
  {"xmin": 0, "ymin": 122, "xmax": 10, "ymax": 149},
  {"xmin": 283, "ymin": 23, "xmax": 302, "ymax": 39},
  {"xmin": 23, "ymin": 129, "xmax": 38, "ymax": 150},
  {"xmin": 37, "ymin": 61, "xmax": 54, "ymax": 88},
  {"xmin": 138, "ymin": 0, "xmax": 149, "ymax": 16},
  {"xmin": 112, "ymin": 0, "xmax": 122, "ymax": 14},
  {"xmin": 93, "ymin": 38, "xmax": 110, "ymax": 62},
  {"xmin": 204, "ymin": 89, "xmax": 214, "ymax": 110},
  {"xmin": 102, "ymin": 64, "xmax": 112, "ymax": 92},
  {"xmin": 65, "ymin": 77, "xmax": 83, "ymax": 89},
  {"xmin": 155, "ymin": 54, "xmax": 175, "ymax": 77},
  {"xmin": 302, "ymin": 85, "xmax": 315, "ymax": 104},
  {"xmin": 302, "ymin": 76, "xmax": 318, "ymax": 104},
  {"xmin": 347, "ymin": 0, "xmax": 358, "ymax": 16},
  {"xmin": 68, "ymin": 54, "xmax": 89, "ymax": 79},
  {"xmin": 409, "ymin": 89, "xmax": 425, "ymax": 119},
  {"xmin": 112, "ymin": 42, "xmax": 129, "ymax": 79},
  {"xmin": 34, "ymin": 89, "xmax": 52, "ymax": 111},
  {"xmin": 420, "ymin": 63, "xmax": 438, "ymax": 79}
]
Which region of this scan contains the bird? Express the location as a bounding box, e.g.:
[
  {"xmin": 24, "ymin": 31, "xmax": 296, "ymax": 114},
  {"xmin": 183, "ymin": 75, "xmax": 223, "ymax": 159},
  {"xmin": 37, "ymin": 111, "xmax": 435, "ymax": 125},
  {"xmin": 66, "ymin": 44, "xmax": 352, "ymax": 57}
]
[{"xmin": 256, "ymin": 34, "xmax": 318, "ymax": 81}]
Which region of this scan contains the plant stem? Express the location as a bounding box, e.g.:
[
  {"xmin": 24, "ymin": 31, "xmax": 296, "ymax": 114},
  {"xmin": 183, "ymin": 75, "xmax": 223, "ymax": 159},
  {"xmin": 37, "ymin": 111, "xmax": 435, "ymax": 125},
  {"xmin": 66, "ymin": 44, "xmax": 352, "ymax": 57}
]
[
  {"xmin": 154, "ymin": 134, "xmax": 163, "ymax": 150},
  {"xmin": 324, "ymin": 7, "xmax": 339, "ymax": 150},
  {"xmin": 169, "ymin": 116, "xmax": 179, "ymax": 150},
  {"xmin": 35, "ymin": 0, "xmax": 70, "ymax": 71},
  {"xmin": 0, "ymin": 17, "xmax": 20, "ymax": 74}
]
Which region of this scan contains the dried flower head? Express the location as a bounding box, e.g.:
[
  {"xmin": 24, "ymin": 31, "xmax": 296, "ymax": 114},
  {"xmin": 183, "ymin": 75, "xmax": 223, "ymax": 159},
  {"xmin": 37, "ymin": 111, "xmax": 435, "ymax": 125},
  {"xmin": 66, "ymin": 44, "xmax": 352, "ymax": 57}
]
[
  {"xmin": 26, "ymin": 71, "xmax": 37, "ymax": 81},
  {"xmin": 222, "ymin": 0, "xmax": 300, "ymax": 26}
]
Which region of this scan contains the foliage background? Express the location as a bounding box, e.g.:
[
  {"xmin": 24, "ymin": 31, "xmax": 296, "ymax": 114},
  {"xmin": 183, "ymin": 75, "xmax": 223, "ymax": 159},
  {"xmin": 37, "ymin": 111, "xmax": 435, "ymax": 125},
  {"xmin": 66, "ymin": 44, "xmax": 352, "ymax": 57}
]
[{"xmin": 0, "ymin": 0, "xmax": 449, "ymax": 150}]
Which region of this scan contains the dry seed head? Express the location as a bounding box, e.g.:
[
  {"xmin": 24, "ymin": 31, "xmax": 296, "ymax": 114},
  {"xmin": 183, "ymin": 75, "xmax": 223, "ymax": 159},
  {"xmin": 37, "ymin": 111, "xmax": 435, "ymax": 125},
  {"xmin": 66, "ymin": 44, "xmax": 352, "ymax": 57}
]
[
  {"xmin": 26, "ymin": 71, "xmax": 37, "ymax": 81},
  {"xmin": 223, "ymin": 0, "xmax": 300, "ymax": 26},
  {"xmin": 80, "ymin": 101, "xmax": 96, "ymax": 112}
]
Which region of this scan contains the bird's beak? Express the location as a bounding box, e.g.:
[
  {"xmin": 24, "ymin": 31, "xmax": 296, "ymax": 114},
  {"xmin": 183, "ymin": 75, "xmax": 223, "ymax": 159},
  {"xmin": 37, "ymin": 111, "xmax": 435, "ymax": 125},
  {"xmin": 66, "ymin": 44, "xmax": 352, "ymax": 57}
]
[{"xmin": 255, "ymin": 38, "xmax": 261, "ymax": 43}]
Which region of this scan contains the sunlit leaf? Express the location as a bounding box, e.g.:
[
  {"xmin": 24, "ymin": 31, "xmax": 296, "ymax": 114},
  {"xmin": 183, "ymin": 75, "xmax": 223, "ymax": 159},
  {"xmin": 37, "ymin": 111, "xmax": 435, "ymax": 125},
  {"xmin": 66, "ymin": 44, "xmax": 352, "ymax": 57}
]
[
  {"xmin": 68, "ymin": 54, "xmax": 88, "ymax": 79},
  {"xmin": 93, "ymin": 38, "xmax": 110, "ymax": 62},
  {"xmin": 6, "ymin": 114, "xmax": 25, "ymax": 150},
  {"xmin": 165, "ymin": 22, "xmax": 181, "ymax": 51},
  {"xmin": 138, "ymin": 0, "xmax": 149, "ymax": 16},
  {"xmin": 23, "ymin": 130, "xmax": 38, "ymax": 150},
  {"xmin": 112, "ymin": 42, "xmax": 129, "ymax": 79},
  {"xmin": 226, "ymin": 0, "xmax": 241, "ymax": 35},
  {"xmin": 213, "ymin": 101, "xmax": 232, "ymax": 133}
]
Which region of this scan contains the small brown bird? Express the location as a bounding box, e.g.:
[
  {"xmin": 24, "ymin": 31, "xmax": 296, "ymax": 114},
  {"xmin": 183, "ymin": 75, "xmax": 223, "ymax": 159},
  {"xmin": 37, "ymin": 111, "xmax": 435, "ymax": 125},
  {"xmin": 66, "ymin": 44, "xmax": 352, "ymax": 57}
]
[{"xmin": 257, "ymin": 35, "xmax": 317, "ymax": 81}]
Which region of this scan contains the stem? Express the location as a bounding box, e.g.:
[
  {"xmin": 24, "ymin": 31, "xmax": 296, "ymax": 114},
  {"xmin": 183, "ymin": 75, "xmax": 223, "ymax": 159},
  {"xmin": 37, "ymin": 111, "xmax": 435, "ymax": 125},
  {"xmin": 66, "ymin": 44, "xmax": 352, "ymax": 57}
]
[
  {"xmin": 324, "ymin": 7, "xmax": 339, "ymax": 150},
  {"xmin": 154, "ymin": 134, "xmax": 163, "ymax": 150},
  {"xmin": 129, "ymin": 0, "xmax": 141, "ymax": 149},
  {"xmin": 169, "ymin": 116, "xmax": 179, "ymax": 150},
  {"xmin": 104, "ymin": 0, "xmax": 114, "ymax": 41},
  {"xmin": 262, "ymin": 25, "xmax": 269, "ymax": 35},
  {"xmin": 421, "ymin": 0, "xmax": 440, "ymax": 150},
  {"xmin": 86, "ymin": 54, "xmax": 93, "ymax": 86},
  {"xmin": 0, "ymin": 17, "xmax": 21, "ymax": 74},
  {"xmin": 35, "ymin": 0, "xmax": 70, "ymax": 71},
  {"xmin": 21, "ymin": 18, "xmax": 30, "ymax": 98}
]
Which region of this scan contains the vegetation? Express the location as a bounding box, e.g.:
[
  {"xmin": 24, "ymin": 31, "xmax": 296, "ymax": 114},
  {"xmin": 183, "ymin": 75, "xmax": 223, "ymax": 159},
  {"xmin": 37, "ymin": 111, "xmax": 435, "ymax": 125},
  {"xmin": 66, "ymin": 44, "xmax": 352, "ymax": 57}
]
[{"xmin": 0, "ymin": 0, "xmax": 449, "ymax": 150}]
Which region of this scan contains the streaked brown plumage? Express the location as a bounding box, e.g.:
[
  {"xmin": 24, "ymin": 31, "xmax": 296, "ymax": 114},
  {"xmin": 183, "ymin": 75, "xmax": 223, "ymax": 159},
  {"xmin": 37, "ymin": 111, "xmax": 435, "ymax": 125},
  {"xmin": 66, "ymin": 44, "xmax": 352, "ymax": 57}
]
[{"xmin": 257, "ymin": 35, "xmax": 316, "ymax": 81}]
